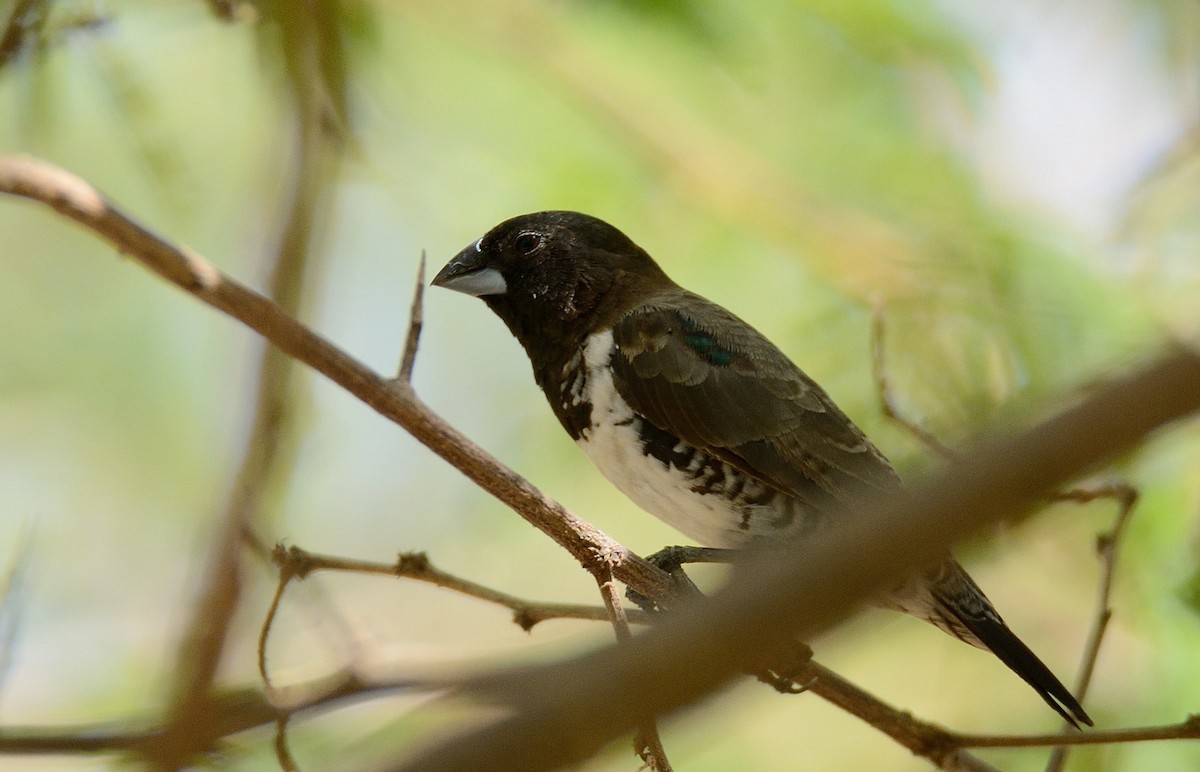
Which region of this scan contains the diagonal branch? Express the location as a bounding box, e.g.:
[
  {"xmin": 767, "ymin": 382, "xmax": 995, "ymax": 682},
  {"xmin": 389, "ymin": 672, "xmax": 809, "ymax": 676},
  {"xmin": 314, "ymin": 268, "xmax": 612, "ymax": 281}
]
[{"xmin": 0, "ymin": 155, "xmax": 671, "ymax": 603}]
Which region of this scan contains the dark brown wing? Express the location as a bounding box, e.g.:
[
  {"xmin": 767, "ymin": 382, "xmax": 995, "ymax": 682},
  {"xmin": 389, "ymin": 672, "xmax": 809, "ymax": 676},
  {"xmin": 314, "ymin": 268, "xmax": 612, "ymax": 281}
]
[{"xmin": 609, "ymin": 292, "xmax": 901, "ymax": 507}]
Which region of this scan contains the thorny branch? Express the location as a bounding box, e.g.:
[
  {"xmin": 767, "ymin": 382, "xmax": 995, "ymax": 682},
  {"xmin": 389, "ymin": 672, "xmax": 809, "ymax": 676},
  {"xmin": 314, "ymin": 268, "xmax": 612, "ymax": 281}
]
[
  {"xmin": 273, "ymin": 543, "xmax": 1200, "ymax": 769},
  {"xmin": 266, "ymin": 545, "xmax": 641, "ymax": 633},
  {"xmin": 0, "ymin": 153, "xmax": 668, "ymax": 768}
]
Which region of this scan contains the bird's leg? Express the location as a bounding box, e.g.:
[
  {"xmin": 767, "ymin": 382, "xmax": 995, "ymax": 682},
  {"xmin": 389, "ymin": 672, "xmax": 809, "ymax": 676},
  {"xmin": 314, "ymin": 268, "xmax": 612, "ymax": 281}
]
[{"xmin": 625, "ymin": 546, "xmax": 741, "ymax": 613}]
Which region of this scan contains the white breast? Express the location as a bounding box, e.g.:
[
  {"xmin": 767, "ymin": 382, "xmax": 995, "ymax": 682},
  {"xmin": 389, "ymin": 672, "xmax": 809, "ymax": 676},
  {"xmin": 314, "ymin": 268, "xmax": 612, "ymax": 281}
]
[{"xmin": 573, "ymin": 330, "xmax": 748, "ymax": 548}]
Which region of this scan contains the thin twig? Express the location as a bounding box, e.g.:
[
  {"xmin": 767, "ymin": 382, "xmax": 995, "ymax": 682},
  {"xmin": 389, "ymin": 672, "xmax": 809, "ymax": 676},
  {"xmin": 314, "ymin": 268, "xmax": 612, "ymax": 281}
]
[
  {"xmin": 397, "ymin": 251, "xmax": 426, "ymax": 382},
  {"xmin": 257, "ymin": 539, "xmax": 374, "ymax": 680},
  {"xmin": 1071, "ymin": 484, "xmax": 1138, "ymax": 699},
  {"xmin": 1047, "ymin": 482, "xmax": 1137, "ymax": 506},
  {"xmin": 271, "ymin": 544, "xmax": 644, "ymax": 629},
  {"xmin": 1045, "ymin": 484, "xmax": 1138, "ymax": 772},
  {"xmin": 959, "ymin": 715, "xmax": 1200, "ymax": 749},
  {"xmin": 259, "ymin": 553, "xmax": 299, "ymax": 691},
  {"xmin": 870, "ymin": 299, "xmax": 958, "ymax": 461},
  {"xmin": 595, "ymin": 568, "xmax": 673, "ymax": 772},
  {"xmin": 274, "ymin": 715, "xmax": 299, "ymax": 772},
  {"xmin": 0, "ymin": 670, "xmax": 435, "ymax": 756}
]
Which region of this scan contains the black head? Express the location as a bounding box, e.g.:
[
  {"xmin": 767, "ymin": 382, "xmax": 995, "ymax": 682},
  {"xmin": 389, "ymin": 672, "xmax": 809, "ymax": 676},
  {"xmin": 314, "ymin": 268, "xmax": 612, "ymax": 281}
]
[{"xmin": 433, "ymin": 211, "xmax": 673, "ymax": 361}]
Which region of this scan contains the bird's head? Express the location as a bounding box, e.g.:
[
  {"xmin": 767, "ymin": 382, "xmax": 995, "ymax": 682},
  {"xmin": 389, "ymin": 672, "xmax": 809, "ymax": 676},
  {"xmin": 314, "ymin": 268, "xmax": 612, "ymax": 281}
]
[{"xmin": 433, "ymin": 211, "xmax": 671, "ymax": 355}]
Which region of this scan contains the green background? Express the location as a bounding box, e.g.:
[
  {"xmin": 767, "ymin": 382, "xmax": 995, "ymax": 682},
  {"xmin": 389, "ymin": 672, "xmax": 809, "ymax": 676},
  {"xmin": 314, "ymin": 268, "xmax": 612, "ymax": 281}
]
[{"xmin": 2, "ymin": 0, "xmax": 1199, "ymax": 769}]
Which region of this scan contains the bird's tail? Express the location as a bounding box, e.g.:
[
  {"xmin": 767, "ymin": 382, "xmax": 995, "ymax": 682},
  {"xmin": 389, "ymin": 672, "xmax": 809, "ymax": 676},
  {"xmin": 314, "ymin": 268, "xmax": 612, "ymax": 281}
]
[{"xmin": 925, "ymin": 560, "xmax": 1093, "ymax": 728}]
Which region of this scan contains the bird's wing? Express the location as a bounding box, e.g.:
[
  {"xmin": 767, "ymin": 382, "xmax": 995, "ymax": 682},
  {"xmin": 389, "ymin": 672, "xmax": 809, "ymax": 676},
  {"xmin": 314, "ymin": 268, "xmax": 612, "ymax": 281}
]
[{"xmin": 609, "ymin": 293, "xmax": 901, "ymax": 506}]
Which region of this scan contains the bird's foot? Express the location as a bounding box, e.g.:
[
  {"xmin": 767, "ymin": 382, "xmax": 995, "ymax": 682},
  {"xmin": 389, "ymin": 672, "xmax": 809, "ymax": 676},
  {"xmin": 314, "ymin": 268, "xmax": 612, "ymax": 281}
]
[
  {"xmin": 756, "ymin": 641, "xmax": 816, "ymax": 694},
  {"xmin": 625, "ymin": 545, "xmax": 741, "ymax": 613},
  {"xmin": 644, "ymin": 545, "xmax": 740, "ymax": 573}
]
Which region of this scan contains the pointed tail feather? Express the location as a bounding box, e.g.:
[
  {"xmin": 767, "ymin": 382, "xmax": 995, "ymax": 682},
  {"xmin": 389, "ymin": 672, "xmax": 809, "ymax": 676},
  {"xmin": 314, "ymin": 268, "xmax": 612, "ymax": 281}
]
[
  {"xmin": 924, "ymin": 560, "xmax": 1093, "ymax": 728},
  {"xmin": 951, "ymin": 607, "xmax": 1093, "ymax": 728}
]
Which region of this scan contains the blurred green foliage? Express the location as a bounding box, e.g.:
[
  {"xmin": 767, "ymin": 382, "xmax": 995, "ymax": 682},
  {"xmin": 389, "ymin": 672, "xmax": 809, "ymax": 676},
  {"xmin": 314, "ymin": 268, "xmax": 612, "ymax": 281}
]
[{"xmin": 1, "ymin": 0, "xmax": 1199, "ymax": 770}]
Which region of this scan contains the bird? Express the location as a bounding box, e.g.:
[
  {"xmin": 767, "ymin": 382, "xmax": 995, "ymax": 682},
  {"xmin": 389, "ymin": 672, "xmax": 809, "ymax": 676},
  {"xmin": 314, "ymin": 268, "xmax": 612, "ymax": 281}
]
[{"xmin": 432, "ymin": 210, "xmax": 1092, "ymax": 728}]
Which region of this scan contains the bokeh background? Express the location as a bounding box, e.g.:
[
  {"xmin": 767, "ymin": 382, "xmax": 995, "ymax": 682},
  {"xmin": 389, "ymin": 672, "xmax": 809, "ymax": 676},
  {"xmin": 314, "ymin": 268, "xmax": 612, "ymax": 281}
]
[{"xmin": 2, "ymin": 0, "xmax": 1200, "ymax": 769}]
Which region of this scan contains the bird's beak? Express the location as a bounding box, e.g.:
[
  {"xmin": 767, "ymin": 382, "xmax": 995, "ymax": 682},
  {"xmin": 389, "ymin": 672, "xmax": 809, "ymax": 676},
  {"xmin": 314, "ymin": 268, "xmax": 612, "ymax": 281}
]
[{"xmin": 431, "ymin": 243, "xmax": 508, "ymax": 297}]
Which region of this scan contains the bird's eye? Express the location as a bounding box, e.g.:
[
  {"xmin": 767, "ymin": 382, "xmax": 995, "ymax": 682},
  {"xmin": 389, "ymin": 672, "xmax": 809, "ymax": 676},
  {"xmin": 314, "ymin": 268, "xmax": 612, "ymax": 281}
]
[{"xmin": 514, "ymin": 231, "xmax": 543, "ymax": 256}]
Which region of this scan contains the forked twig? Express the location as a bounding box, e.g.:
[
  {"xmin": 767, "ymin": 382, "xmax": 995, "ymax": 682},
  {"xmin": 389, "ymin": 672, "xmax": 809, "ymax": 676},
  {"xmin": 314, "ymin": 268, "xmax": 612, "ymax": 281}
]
[
  {"xmin": 871, "ymin": 300, "xmax": 1139, "ymax": 508},
  {"xmin": 269, "ymin": 544, "xmax": 642, "ymax": 629}
]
